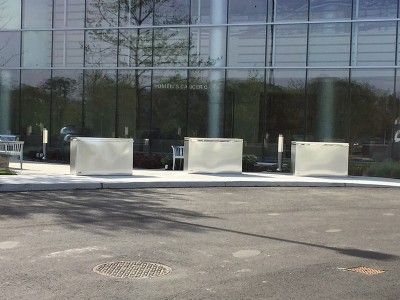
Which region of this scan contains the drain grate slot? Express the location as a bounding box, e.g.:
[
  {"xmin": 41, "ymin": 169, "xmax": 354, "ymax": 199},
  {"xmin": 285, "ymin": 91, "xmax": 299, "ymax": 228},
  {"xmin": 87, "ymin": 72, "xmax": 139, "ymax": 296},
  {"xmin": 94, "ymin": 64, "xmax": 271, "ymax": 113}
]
[
  {"xmin": 93, "ymin": 261, "xmax": 172, "ymax": 279},
  {"xmin": 346, "ymin": 266, "xmax": 386, "ymax": 275}
]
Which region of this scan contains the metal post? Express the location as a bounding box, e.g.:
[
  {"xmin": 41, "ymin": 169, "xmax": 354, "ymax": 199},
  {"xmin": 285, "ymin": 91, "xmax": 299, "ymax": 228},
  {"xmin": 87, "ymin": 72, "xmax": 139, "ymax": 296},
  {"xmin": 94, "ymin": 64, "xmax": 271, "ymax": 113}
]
[
  {"xmin": 42, "ymin": 128, "xmax": 48, "ymax": 160},
  {"xmin": 277, "ymin": 134, "xmax": 284, "ymax": 172}
]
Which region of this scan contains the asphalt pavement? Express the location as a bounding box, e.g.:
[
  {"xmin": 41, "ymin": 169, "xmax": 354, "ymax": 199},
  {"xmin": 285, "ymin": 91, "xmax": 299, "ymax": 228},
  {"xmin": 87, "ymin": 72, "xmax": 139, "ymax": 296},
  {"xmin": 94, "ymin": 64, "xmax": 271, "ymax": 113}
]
[{"xmin": 0, "ymin": 187, "xmax": 399, "ymax": 299}]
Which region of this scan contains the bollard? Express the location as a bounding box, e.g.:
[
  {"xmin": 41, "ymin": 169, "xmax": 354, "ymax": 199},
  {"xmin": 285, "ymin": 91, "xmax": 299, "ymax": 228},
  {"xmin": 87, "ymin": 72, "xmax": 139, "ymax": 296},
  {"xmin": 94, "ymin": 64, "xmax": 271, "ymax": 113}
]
[
  {"xmin": 42, "ymin": 128, "xmax": 48, "ymax": 160},
  {"xmin": 277, "ymin": 134, "xmax": 284, "ymax": 172}
]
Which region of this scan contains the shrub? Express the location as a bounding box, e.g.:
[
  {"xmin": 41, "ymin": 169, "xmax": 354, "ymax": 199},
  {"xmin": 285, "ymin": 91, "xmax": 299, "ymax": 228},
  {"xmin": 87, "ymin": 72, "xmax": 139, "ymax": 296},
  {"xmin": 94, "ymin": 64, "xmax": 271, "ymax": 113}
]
[
  {"xmin": 364, "ymin": 160, "xmax": 400, "ymax": 179},
  {"xmin": 133, "ymin": 153, "xmax": 163, "ymax": 169},
  {"xmin": 242, "ymin": 154, "xmax": 257, "ymax": 166},
  {"xmin": 161, "ymin": 155, "xmax": 173, "ymax": 169},
  {"xmin": 242, "ymin": 155, "xmax": 257, "ymax": 172},
  {"xmin": 348, "ymin": 162, "xmax": 372, "ymax": 176},
  {"xmin": 0, "ymin": 169, "xmax": 16, "ymax": 175}
]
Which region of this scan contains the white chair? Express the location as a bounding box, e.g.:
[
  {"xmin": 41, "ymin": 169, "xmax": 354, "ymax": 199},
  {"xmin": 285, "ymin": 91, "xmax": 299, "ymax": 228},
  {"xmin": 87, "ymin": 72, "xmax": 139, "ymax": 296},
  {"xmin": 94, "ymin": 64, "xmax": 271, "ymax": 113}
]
[
  {"xmin": 0, "ymin": 141, "xmax": 24, "ymax": 169},
  {"xmin": 171, "ymin": 145, "xmax": 184, "ymax": 170}
]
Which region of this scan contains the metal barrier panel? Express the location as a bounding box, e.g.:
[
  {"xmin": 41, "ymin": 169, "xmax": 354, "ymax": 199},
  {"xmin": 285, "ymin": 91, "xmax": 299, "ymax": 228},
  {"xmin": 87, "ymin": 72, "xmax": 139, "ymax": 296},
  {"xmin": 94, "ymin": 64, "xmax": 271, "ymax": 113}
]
[
  {"xmin": 291, "ymin": 141, "xmax": 349, "ymax": 176},
  {"xmin": 184, "ymin": 137, "xmax": 243, "ymax": 173},
  {"xmin": 70, "ymin": 137, "xmax": 133, "ymax": 175}
]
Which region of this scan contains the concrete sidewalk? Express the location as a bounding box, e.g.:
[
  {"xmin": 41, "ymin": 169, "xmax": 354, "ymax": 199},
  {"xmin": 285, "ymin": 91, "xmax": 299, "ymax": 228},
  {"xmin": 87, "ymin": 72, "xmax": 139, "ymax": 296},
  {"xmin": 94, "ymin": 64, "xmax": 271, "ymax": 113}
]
[{"xmin": 1, "ymin": 160, "xmax": 400, "ymax": 192}]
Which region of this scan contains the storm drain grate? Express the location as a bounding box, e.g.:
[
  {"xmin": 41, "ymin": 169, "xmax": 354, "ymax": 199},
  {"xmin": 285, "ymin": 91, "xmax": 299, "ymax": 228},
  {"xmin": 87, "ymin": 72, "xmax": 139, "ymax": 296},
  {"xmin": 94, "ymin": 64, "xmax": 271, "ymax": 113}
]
[
  {"xmin": 93, "ymin": 261, "xmax": 172, "ymax": 279},
  {"xmin": 346, "ymin": 266, "xmax": 386, "ymax": 275}
]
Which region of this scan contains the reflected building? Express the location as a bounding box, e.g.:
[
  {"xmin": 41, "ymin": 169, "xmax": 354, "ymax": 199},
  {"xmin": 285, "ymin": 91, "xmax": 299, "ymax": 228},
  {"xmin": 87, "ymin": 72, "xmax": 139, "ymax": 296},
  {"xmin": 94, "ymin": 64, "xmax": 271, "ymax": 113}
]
[{"xmin": 0, "ymin": 0, "xmax": 399, "ymax": 163}]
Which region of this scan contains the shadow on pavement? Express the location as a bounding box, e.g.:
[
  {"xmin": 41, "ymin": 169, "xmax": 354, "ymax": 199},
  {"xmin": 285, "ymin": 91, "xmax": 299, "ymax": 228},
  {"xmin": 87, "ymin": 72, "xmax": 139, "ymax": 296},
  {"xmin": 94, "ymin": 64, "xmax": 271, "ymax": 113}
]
[
  {"xmin": 0, "ymin": 188, "xmax": 397, "ymax": 261},
  {"xmin": 162, "ymin": 219, "xmax": 399, "ymax": 261},
  {"xmin": 0, "ymin": 189, "xmax": 216, "ymax": 235}
]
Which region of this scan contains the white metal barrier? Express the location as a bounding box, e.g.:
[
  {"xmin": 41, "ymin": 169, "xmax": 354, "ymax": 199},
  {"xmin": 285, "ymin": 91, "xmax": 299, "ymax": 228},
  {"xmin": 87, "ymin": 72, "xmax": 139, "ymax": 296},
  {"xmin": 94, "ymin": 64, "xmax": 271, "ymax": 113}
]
[{"xmin": 183, "ymin": 137, "xmax": 243, "ymax": 173}]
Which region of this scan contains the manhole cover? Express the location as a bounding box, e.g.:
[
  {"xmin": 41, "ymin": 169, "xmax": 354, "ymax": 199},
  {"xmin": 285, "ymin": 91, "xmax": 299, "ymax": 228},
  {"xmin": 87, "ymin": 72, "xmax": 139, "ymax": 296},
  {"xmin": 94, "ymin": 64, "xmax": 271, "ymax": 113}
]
[
  {"xmin": 93, "ymin": 261, "xmax": 172, "ymax": 279},
  {"xmin": 346, "ymin": 266, "xmax": 386, "ymax": 275}
]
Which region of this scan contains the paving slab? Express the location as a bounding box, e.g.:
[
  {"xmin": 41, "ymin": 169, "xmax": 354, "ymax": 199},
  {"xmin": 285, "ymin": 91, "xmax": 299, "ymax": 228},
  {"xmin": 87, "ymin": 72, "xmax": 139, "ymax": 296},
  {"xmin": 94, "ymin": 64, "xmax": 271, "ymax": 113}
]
[{"xmin": 1, "ymin": 161, "xmax": 400, "ymax": 192}]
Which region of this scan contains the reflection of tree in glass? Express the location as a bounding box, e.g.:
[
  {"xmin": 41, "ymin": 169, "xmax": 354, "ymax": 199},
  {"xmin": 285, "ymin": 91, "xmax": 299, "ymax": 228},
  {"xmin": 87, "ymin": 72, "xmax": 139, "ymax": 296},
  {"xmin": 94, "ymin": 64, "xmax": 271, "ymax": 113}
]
[
  {"xmin": 347, "ymin": 80, "xmax": 396, "ymax": 142},
  {"xmin": 84, "ymin": 70, "xmax": 116, "ymax": 137},
  {"xmin": 227, "ymin": 71, "xmax": 264, "ymax": 143},
  {"xmin": 308, "ymin": 77, "xmax": 396, "ymax": 143},
  {"xmin": 0, "ymin": 1, "xmax": 19, "ymax": 66},
  {"xmin": 20, "ymin": 84, "xmax": 50, "ymax": 135},
  {"xmin": 85, "ymin": 0, "xmax": 190, "ymax": 138},
  {"xmin": 42, "ymin": 77, "xmax": 80, "ymax": 137}
]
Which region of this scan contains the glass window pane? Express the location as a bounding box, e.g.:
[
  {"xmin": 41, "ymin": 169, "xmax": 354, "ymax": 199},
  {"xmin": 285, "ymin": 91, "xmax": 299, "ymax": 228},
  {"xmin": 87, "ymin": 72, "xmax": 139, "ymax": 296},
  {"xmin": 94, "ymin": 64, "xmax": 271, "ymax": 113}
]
[
  {"xmin": 265, "ymin": 69, "xmax": 306, "ymax": 159},
  {"xmin": 119, "ymin": 0, "xmax": 154, "ymax": 26},
  {"xmin": 191, "ymin": 0, "xmax": 227, "ymax": 24},
  {"xmin": 226, "ymin": 69, "xmax": 265, "ymax": 156},
  {"xmin": 227, "ymin": 26, "xmax": 266, "ymax": 67},
  {"xmin": 398, "ymin": 23, "xmax": 400, "ymax": 66},
  {"xmin": 309, "ymin": 23, "xmax": 351, "ymax": 66},
  {"xmin": 21, "ymin": 70, "xmax": 51, "ymax": 149},
  {"xmin": 86, "ymin": 0, "xmax": 118, "ymax": 27},
  {"xmin": 0, "ymin": 32, "xmax": 21, "ymax": 67},
  {"xmin": 275, "ymin": 0, "xmax": 308, "ymax": 21},
  {"xmin": 84, "ymin": 70, "xmax": 116, "ymax": 137},
  {"xmin": 53, "ymin": 0, "xmax": 85, "ymax": 28},
  {"xmin": 153, "ymin": 28, "xmax": 189, "ymax": 67},
  {"xmin": 189, "ymin": 26, "xmax": 227, "ymax": 67},
  {"xmin": 307, "ymin": 70, "xmax": 349, "ymax": 143},
  {"xmin": 117, "ymin": 70, "xmax": 151, "ymax": 152},
  {"xmin": 352, "ymin": 22, "xmax": 396, "ymax": 66},
  {"xmin": 393, "ymin": 73, "xmax": 400, "ymax": 160},
  {"xmin": 188, "ymin": 68, "xmax": 225, "ymax": 138},
  {"xmin": 267, "ymin": 25, "xmax": 307, "ymax": 67},
  {"xmin": 189, "ymin": 28, "xmax": 210, "ymax": 66},
  {"xmin": 119, "ymin": 29, "xmax": 152, "ymax": 67},
  {"xmin": 152, "ymin": 71, "xmax": 187, "ymax": 153},
  {"xmin": 48, "ymin": 70, "xmax": 83, "ymax": 158},
  {"xmin": 0, "ymin": 70, "xmax": 20, "ymax": 135},
  {"xmin": 22, "ymin": 0, "xmax": 52, "ymax": 28},
  {"xmin": 85, "ymin": 30, "xmax": 118, "ymax": 67},
  {"xmin": 228, "ymin": 0, "xmax": 267, "ymax": 23},
  {"xmin": 154, "ymin": 0, "xmax": 189, "ymax": 25},
  {"xmin": 191, "ymin": 0, "xmax": 210, "ymax": 24},
  {"xmin": 53, "ymin": 30, "xmax": 84, "ymax": 67},
  {"xmin": 355, "ymin": 0, "xmax": 398, "ymax": 19},
  {"xmin": 310, "ymin": 0, "xmax": 352, "ymax": 20},
  {"xmin": 22, "ymin": 31, "xmax": 52, "ymax": 67},
  {"xmin": 188, "ymin": 70, "xmax": 209, "ymax": 137},
  {"xmin": 0, "ymin": 0, "xmax": 21, "ymax": 29},
  {"xmin": 350, "ymin": 69, "xmax": 396, "ymax": 161}
]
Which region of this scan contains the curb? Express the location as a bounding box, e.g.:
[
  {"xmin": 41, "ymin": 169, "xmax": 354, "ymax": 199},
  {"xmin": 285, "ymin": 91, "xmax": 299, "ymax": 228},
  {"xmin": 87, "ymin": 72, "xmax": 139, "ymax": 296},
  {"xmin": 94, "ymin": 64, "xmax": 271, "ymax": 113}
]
[{"xmin": 1, "ymin": 180, "xmax": 400, "ymax": 192}]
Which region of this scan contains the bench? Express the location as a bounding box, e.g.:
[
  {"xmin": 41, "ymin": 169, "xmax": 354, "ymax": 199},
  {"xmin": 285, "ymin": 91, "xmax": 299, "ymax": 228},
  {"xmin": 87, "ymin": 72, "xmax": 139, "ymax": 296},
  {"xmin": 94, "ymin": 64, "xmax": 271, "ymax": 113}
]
[
  {"xmin": 0, "ymin": 134, "xmax": 20, "ymax": 141},
  {"xmin": 0, "ymin": 141, "xmax": 24, "ymax": 169}
]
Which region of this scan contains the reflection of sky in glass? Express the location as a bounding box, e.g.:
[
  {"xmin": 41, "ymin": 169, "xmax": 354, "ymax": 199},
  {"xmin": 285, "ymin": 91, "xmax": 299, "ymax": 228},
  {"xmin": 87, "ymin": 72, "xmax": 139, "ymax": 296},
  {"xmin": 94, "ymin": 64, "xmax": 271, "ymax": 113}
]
[
  {"xmin": 22, "ymin": 31, "xmax": 52, "ymax": 67},
  {"xmin": 357, "ymin": 0, "xmax": 398, "ymax": 19},
  {"xmin": 310, "ymin": 0, "xmax": 352, "ymax": 20},
  {"xmin": 23, "ymin": 0, "xmax": 52, "ymax": 28},
  {"xmin": 276, "ymin": 0, "xmax": 308, "ymax": 21},
  {"xmin": 155, "ymin": 0, "xmax": 189, "ymax": 25},
  {"xmin": 228, "ymin": 0, "xmax": 267, "ymax": 23},
  {"xmin": 0, "ymin": 32, "xmax": 20, "ymax": 67},
  {"xmin": 0, "ymin": 1, "xmax": 21, "ymax": 29}
]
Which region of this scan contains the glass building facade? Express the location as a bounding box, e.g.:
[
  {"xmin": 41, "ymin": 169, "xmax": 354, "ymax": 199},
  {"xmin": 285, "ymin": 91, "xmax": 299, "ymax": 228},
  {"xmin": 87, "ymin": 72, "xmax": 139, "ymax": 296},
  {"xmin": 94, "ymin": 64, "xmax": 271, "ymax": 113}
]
[{"xmin": 1, "ymin": 0, "xmax": 400, "ymax": 163}]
